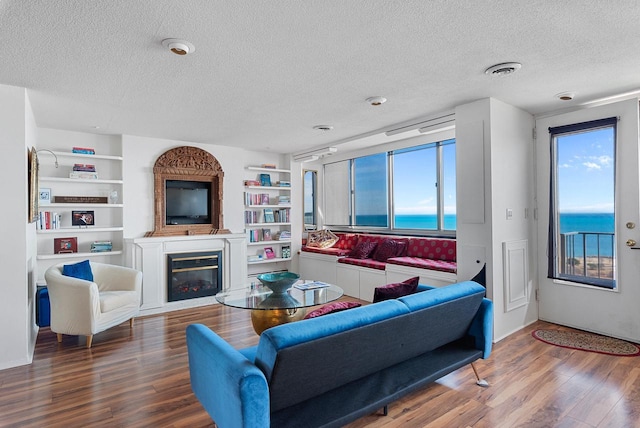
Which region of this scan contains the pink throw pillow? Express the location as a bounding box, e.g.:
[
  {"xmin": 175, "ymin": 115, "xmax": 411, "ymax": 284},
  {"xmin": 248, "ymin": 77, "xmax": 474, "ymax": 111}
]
[{"xmin": 304, "ymin": 301, "xmax": 362, "ymax": 319}]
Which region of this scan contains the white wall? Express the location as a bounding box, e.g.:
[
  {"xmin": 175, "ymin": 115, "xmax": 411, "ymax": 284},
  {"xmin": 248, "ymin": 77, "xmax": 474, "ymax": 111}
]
[
  {"xmin": 456, "ymin": 98, "xmax": 537, "ymax": 341},
  {"xmin": 0, "ymin": 84, "xmax": 38, "ymax": 370}
]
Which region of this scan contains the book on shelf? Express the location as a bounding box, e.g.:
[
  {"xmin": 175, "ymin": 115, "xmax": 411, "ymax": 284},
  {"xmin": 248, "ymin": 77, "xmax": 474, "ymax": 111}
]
[
  {"xmin": 277, "ymin": 195, "xmax": 290, "ymax": 205},
  {"xmin": 72, "ymin": 147, "xmax": 95, "ymax": 155},
  {"xmin": 38, "ymin": 211, "xmax": 61, "ymax": 230},
  {"xmin": 278, "ymin": 180, "xmax": 291, "ymax": 187},
  {"xmin": 245, "ymin": 210, "xmax": 259, "ymax": 224},
  {"xmin": 273, "ymin": 208, "xmax": 290, "ymax": 222},
  {"xmin": 72, "ymin": 163, "xmax": 96, "ymax": 172},
  {"xmin": 53, "ymin": 196, "xmax": 108, "ymax": 204},
  {"xmin": 90, "ymin": 240, "xmax": 113, "ymax": 252},
  {"xmin": 244, "ymin": 179, "xmax": 260, "ymax": 186},
  {"xmin": 263, "ymin": 208, "xmax": 275, "ymax": 223},
  {"xmin": 259, "ymin": 173, "xmax": 272, "ymax": 186},
  {"xmin": 277, "ymin": 230, "xmax": 291, "ymax": 240},
  {"xmin": 248, "ymin": 254, "xmax": 263, "ymax": 262},
  {"xmin": 69, "ymin": 171, "xmax": 99, "ymax": 179},
  {"xmin": 245, "ymin": 192, "xmax": 271, "ymax": 205},
  {"xmin": 261, "ymin": 163, "xmax": 277, "ymax": 169}
]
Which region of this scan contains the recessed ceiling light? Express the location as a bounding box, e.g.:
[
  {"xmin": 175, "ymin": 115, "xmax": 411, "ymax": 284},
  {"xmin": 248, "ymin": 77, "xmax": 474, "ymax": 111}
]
[
  {"xmin": 366, "ymin": 96, "xmax": 387, "ymax": 106},
  {"xmin": 484, "ymin": 62, "xmax": 522, "ymax": 76},
  {"xmin": 161, "ymin": 38, "xmax": 195, "ymax": 55},
  {"xmin": 555, "ymin": 92, "xmax": 575, "ymax": 101},
  {"xmin": 313, "ymin": 125, "xmax": 334, "ymax": 131}
]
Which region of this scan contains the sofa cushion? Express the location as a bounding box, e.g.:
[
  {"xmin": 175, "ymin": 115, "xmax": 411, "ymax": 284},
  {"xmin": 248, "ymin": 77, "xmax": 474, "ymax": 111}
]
[
  {"xmin": 303, "ymin": 301, "xmax": 362, "ymax": 319},
  {"xmin": 349, "ymin": 240, "xmax": 378, "ymax": 259},
  {"xmin": 62, "ymin": 259, "xmax": 94, "ymax": 282},
  {"xmin": 373, "ymin": 276, "xmax": 420, "ymax": 303},
  {"xmin": 372, "ymin": 239, "xmax": 398, "ymax": 262},
  {"xmin": 407, "ymin": 238, "xmax": 456, "ymax": 262},
  {"xmin": 386, "ymin": 256, "xmax": 457, "ymax": 274},
  {"xmin": 337, "ymin": 257, "xmax": 386, "ymax": 270},
  {"xmin": 99, "ymin": 290, "xmax": 138, "ymax": 313}
]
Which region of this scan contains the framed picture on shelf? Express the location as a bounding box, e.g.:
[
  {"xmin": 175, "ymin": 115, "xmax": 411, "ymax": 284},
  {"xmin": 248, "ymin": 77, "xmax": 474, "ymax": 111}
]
[
  {"xmin": 53, "ymin": 237, "xmax": 77, "ymax": 254},
  {"xmin": 264, "ymin": 247, "xmax": 276, "ymax": 259},
  {"xmin": 259, "ymin": 173, "xmax": 272, "ymax": 187},
  {"xmin": 262, "ymin": 228, "xmax": 272, "ymax": 241},
  {"xmin": 282, "ymin": 246, "xmax": 291, "ymax": 259},
  {"xmin": 39, "ymin": 187, "xmax": 51, "ymax": 205},
  {"xmin": 72, "ymin": 210, "xmax": 95, "ymax": 226},
  {"xmin": 261, "ymin": 193, "xmax": 270, "ymax": 205}
]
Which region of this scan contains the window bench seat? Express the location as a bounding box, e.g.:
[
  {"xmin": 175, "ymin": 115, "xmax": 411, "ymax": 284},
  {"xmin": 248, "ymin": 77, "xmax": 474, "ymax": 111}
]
[{"xmin": 300, "ymin": 233, "xmax": 457, "ymax": 301}]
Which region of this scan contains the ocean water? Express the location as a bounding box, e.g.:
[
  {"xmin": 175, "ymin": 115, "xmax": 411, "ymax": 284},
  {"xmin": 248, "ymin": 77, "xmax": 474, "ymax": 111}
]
[
  {"xmin": 333, "ymin": 213, "xmax": 614, "ymax": 256},
  {"xmin": 559, "ymin": 212, "xmax": 614, "ymax": 257}
]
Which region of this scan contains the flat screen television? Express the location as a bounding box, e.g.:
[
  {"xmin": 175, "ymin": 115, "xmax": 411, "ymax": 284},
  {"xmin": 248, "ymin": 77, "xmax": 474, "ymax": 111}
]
[{"xmin": 165, "ymin": 180, "xmax": 211, "ymax": 225}]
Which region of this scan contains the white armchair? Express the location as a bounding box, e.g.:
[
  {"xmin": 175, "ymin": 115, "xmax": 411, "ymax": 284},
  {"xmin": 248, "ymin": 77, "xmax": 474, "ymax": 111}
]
[{"xmin": 44, "ymin": 261, "xmax": 142, "ymax": 348}]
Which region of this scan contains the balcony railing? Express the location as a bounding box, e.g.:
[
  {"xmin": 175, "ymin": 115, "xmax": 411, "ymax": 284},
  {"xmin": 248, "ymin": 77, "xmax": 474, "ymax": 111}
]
[{"xmin": 559, "ymin": 231, "xmax": 615, "ymax": 288}]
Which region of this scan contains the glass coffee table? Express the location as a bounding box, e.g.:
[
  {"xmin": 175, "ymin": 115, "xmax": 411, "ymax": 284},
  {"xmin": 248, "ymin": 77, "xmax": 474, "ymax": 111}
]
[{"xmin": 215, "ymin": 281, "xmax": 343, "ymax": 334}]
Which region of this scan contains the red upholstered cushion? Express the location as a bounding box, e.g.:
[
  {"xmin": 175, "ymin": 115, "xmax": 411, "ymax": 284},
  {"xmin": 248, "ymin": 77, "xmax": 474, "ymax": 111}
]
[
  {"xmin": 394, "ymin": 238, "xmax": 409, "ymax": 257},
  {"xmin": 349, "ymin": 240, "xmax": 378, "ymax": 259},
  {"xmin": 386, "ymin": 256, "xmax": 457, "ymax": 273},
  {"xmin": 406, "ymin": 238, "xmax": 456, "ymax": 261},
  {"xmin": 303, "ymin": 301, "xmax": 362, "ymax": 319},
  {"xmin": 372, "ymin": 239, "xmax": 398, "ymax": 262},
  {"xmin": 337, "ymin": 257, "xmax": 387, "ymax": 270},
  {"xmin": 372, "ymin": 276, "xmax": 420, "ymax": 303}
]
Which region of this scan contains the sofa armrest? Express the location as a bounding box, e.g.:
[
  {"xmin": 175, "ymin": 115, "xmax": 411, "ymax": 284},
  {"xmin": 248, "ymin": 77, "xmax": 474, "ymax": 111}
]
[
  {"xmin": 467, "ymin": 298, "xmax": 493, "ymax": 359},
  {"xmin": 186, "ymin": 324, "xmax": 270, "ymax": 427}
]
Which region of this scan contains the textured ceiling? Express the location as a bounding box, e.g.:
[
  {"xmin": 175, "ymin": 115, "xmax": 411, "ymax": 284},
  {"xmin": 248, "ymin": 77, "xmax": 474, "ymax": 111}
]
[{"xmin": 1, "ymin": 0, "xmax": 639, "ymax": 154}]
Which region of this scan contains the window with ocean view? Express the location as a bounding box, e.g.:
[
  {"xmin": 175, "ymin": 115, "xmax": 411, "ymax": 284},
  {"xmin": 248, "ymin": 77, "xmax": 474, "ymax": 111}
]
[
  {"xmin": 549, "ymin": 118, "xmax": 616, "ymax": 288},
  {"xmin": 323, "ymin": 138, "xmax": 455, "ymax": 234}
]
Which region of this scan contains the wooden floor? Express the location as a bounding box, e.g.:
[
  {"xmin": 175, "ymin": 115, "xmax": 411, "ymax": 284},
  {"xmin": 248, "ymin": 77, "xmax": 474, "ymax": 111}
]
[{"xmin": 2, "ymin": 302, "xmax": 640, "ymax": 428}]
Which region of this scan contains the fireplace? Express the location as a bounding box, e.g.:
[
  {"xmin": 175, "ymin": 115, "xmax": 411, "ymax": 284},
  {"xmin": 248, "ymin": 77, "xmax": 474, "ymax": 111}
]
[{"xmin": 167, "ymin": 251, "xmax": 222, "ymax": 302}]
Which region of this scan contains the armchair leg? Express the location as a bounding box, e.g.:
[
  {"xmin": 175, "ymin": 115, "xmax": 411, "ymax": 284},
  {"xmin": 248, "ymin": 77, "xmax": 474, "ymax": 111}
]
[
  {"xmin": 381, "ymin": 405, "xmax": 388, "ymax": 416},
  {"xmin": 86, "ymin": 335, "xmax": 93, "ymax": 349},
  {"xmin": 56, "ymin": 333, "xmax": 62, "ymax": 343},
  {"xmin": 471, "ymin": 362, "xmax": 489, "ymax": 387},
  {"xmin": 129, "ymin": 318, "xmax": 134, "ymax": 328}
]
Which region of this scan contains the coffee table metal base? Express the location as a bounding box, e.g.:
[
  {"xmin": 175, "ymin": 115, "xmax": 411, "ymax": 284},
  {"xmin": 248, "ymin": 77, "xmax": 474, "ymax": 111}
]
[{"xmin": 251, "ymin": 307, "xmax": 306, "ymax": 335}]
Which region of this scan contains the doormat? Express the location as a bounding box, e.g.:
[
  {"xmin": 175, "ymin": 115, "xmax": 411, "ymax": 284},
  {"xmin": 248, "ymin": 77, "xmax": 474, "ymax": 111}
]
[{"xmin": 532, "ymin": 329, "xmax": 640, "ymax": 356}]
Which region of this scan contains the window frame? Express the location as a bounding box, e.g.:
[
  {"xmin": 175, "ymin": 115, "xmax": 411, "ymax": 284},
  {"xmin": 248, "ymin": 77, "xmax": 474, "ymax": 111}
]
[{"xmin": 323, "ymin": 138, "xmax": 456, "ymax": 237}]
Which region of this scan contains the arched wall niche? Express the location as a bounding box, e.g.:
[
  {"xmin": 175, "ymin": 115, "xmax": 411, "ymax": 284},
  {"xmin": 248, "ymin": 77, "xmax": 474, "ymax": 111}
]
[{"xmin": 145, "ymin": 146, "xmax": 230, "ymax": 237}]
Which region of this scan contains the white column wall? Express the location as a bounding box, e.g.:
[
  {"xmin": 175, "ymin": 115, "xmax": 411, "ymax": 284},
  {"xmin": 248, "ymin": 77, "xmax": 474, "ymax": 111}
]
[
  {"xmin": 0, "ymin": 85, "xmax": 38, "ymax": 370},
  {"xmin": 456, "ymin": 98, "xmax": 537, "ymax": 341}
]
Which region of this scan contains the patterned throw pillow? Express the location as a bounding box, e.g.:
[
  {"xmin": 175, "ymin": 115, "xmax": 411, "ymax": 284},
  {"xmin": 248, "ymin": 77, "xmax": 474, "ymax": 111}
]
[
  {"xmin": 372, "ymin": 276, "xmax": 420, "ymax": 303},
  {"xmin": 304, "ymin": 301, "xmax": 362, "ymax": 319},
  {"xmin": 348, "ymin": 240, "xmax": 378, "ymax": 259},
  {"xmin": 372, "ymin": 239, "xmax": 399, "ymax": 262}
]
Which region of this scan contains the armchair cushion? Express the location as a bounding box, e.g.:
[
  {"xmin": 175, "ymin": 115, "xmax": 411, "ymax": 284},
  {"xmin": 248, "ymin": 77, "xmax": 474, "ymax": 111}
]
[
  {"xmin": 100, "ymin": 291, "xmax": 139, "ymax": 313},
  {"xmin": 62, "ymin": 259, "xmax": 94, "ymax": 282}
]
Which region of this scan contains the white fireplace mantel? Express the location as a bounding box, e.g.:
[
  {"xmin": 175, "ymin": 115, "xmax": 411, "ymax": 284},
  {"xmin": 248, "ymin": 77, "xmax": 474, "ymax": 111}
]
[{"xmin": 125, "ymin": 233, "xmax": 247, "ymax": 315}]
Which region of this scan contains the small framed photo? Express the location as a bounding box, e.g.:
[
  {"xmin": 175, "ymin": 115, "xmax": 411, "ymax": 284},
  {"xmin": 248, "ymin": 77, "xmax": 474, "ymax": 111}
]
[
  {"xmin": 54, "ymin": 237, "xmax": 77, "ymax": 254},
  {"xmin": 72, "ymin": 210, "xmax": 95, "ymax": 226},
  {"xmin": 264, "ymin": 247, "xmax": 275, "ymax": 259},
  {"xmin": 39, "ymin": 188, "xmax": 51, "ymax": 205}
]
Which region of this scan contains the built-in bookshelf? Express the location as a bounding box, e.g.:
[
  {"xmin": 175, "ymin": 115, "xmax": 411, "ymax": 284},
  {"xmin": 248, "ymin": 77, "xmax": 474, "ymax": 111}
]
[
  {"xmin": 244, "ymin": 166, "xmax": 291, "ymax": 275},
  {"xmin": 36, "ymin": 140, "xmax": 124, "ymax": 282}
]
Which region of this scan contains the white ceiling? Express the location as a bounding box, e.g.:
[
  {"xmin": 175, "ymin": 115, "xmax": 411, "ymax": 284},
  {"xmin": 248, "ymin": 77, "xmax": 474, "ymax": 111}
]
[{"xmin": 1, "ymin": 1, "xmax": 640, "ymax": 154}]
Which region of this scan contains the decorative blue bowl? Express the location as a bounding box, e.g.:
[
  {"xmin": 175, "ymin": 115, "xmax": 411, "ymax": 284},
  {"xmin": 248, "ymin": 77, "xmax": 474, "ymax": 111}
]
[{"xmin": 257, "ymin": 272, "xmax": 300, "ymax": 294}]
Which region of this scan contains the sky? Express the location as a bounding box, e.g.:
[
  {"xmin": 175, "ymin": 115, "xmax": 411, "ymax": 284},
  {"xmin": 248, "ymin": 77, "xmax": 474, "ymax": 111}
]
[{"xmin": 556, "ymin": 127, "xmax": 614, "ymax": 213}]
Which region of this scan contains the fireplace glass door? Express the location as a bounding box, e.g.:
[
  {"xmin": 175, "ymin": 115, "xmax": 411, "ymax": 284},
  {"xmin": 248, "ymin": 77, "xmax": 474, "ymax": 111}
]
[{"xmin": 167, "ymin": 251, "xmax": 222, "ymax": 302}]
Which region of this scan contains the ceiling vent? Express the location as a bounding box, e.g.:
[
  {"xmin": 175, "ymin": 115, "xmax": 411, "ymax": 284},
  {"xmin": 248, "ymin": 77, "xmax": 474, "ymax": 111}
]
[{"xmin": 484, "ymin": 62, "xmax": 522, "ymax": 76}]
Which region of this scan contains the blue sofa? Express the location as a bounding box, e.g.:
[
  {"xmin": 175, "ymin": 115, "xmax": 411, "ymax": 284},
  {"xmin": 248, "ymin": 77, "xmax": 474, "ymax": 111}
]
[{"xmin": 186, "ymin": 281, "xmax": 493, "ymax": 428}]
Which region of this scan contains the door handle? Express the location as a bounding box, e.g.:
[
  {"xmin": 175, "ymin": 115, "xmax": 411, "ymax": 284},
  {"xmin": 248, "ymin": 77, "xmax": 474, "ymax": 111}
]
[{"xmin": 627, "ymin": 239, "xmax": 636, "ymax": 247}]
